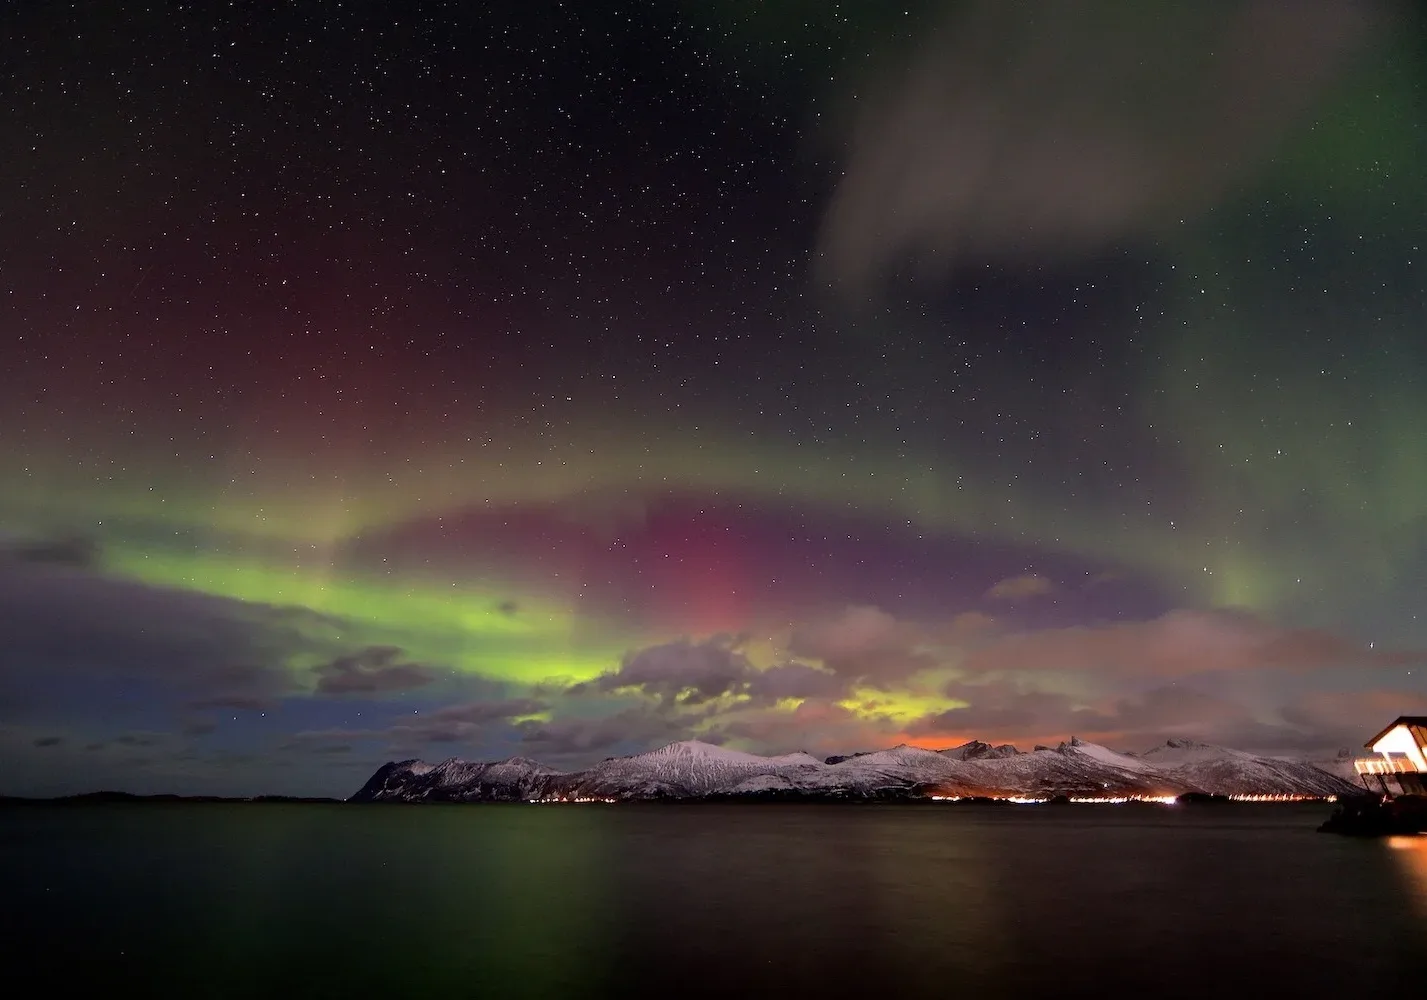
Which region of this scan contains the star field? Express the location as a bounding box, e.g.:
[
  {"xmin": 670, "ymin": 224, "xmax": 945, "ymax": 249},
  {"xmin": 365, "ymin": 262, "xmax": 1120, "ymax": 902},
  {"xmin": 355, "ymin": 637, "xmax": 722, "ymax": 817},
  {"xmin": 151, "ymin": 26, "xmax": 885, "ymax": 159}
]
[{"xmin": 2, "ymin": 0, "xmax": 1425, "ymax": 795}]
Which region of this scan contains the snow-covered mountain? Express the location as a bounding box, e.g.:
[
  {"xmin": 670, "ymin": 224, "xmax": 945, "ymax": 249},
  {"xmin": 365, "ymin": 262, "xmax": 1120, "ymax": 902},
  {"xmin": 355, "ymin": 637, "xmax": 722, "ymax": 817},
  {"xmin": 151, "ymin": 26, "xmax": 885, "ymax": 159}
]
[
  {"xmin": 945, "ymin": 737, "xmax": 1178, "ymax": 798},
  {"xmin": 553, "ymin": 741, "xmax": 831, "ymax": 800},
  {"xmin": 1139, "ymin": 738, "xmax": 1355, "ymax": 798},
  {"xmin": 1303, "ymin": 748, "xmax": 1359, "ymax": 783},
  {"xmin": 350, "ymin": 735, "xmax": 1363, "ymax": 802},
  {"xmin": 939, "ymin": 740, "xmax": 1021, "ymax": 761},
  {"xmin": 351, "ymin": 756, "xmax": 559, "ymax": 802}
]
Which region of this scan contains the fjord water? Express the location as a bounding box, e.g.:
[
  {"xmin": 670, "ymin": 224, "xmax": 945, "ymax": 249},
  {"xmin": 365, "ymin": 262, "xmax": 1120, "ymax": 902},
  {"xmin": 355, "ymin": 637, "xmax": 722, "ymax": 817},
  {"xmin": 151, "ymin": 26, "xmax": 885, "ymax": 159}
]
[{"xmin": 4, "ymin": 804, "xmax": 1424, "ymax": 997}]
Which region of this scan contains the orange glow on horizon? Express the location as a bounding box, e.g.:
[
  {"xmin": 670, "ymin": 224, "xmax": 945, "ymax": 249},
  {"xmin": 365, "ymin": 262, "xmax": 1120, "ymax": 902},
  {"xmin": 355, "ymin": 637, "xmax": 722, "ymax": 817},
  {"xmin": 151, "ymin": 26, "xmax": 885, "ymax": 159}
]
[{"xmin": 888, "ymin": 733, "xmax": 968, "ymax": 751}]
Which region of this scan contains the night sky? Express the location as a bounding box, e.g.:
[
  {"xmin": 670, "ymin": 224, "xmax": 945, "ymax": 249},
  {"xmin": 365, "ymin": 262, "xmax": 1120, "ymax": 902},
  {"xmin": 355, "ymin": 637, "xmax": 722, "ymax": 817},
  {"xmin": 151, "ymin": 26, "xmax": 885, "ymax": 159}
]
[{"xmin": 3, "ymin": 0, "xmax": 1426, "ymax": 796}]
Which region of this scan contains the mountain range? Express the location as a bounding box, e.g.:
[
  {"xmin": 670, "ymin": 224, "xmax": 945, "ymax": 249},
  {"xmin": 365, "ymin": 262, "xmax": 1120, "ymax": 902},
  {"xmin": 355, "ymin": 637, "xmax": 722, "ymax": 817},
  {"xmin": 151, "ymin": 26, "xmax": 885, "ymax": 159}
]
[{"xmin": 351, "ymin": 737, "xmax": 1363, "ymax": 803}]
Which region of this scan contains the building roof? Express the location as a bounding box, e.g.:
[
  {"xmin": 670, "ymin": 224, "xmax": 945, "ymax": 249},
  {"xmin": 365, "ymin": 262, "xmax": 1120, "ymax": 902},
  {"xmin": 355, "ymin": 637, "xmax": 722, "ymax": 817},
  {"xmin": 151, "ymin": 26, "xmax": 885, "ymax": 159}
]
[{"xmin": 1365, "ymin": 716, "xmax": 1427, "ymax": 750}]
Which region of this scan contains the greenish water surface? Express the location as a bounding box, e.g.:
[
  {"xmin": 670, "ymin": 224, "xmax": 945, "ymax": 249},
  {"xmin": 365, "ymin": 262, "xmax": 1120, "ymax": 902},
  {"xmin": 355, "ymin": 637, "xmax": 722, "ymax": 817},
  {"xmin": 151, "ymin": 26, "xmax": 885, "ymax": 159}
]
[{"xmin": 3, "ymin": 803, "xmax": 1423, "ymax": 997}]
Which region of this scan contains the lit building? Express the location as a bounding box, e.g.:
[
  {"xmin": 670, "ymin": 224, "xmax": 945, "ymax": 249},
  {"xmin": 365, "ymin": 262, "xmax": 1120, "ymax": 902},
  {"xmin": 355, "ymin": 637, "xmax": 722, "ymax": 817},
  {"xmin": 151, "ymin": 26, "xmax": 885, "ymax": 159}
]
[{"xmin": 1354, "ymin": 716, "xmax": 1427, "ymax": 797}]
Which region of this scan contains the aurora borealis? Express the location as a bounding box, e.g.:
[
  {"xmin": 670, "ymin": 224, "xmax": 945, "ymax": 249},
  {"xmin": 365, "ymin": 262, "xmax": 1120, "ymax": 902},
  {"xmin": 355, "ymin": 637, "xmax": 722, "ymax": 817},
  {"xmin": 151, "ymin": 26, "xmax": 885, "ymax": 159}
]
[{"xmin": 2, "ymin": 0, "xmax": 1426, "ymax": 795}]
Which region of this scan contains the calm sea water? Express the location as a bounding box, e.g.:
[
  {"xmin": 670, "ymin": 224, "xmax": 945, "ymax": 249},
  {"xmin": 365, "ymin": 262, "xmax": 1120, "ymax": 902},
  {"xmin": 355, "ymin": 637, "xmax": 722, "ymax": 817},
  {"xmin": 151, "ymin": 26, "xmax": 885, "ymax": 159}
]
[{"xmin": 3, "ymin": 803, "xmax": 1424, "ymax": 997}]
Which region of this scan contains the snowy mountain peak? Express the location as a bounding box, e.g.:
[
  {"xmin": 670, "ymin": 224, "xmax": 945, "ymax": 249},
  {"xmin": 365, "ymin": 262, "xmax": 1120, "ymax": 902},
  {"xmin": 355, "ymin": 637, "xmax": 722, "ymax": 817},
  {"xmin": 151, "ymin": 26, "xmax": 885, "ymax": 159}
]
[
  {"xmin": 855, "ymin": 744, "xmax": 952, "ymax": 765},
  {"xmin": 642, "ymin": 740, "xmax": 765, "ymax": 762},
  {"xmin": 1056, "ymin": 739, "xmax": 1164, "ymax": 775},
  {"xmin": 766, "ymin": 751, "xmax": 824, "ymax": 767},
  {"xmin": 493, "ymin": 756, "xmax": 559, "ymax": 772},
  {"xmin": 941, "ymin": 740, "xmax": 1020, "ymax": 760},
  {"xmin": 1141, "ymin": 739, "xmax": 1252, "ymax": 765}
]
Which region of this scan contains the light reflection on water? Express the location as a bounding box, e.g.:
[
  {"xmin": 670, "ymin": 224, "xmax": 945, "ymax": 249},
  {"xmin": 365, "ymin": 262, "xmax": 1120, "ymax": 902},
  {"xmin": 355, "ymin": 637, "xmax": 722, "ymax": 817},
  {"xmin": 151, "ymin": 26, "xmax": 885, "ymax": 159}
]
[
  {"xmin": 1388, "ymin": 834, "xmax": 1427, "ymax": 916},
  {"xmin": 3, "ymin": 803, "xmax": 1424, "ymax": 998}
]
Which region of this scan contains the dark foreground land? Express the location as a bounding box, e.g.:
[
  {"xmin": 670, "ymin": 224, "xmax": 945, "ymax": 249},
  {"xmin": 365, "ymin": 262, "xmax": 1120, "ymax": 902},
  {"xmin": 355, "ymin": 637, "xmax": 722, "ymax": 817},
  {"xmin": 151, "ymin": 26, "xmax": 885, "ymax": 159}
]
[
  {"xmin": 3, "ymin": 803, "xmax": 1424, "ymax": 998},
  {"xmin": 0, "ymin": 791, "xmax": 344, "ymax": 805}
]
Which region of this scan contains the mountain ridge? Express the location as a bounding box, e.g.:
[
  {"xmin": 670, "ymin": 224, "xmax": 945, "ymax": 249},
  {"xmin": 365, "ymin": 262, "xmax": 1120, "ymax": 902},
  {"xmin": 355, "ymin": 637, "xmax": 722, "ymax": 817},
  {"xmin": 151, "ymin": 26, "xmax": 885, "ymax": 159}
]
[{"xmin": 350, "ymin": 736, "xmax": 1363, "ymax": 803}]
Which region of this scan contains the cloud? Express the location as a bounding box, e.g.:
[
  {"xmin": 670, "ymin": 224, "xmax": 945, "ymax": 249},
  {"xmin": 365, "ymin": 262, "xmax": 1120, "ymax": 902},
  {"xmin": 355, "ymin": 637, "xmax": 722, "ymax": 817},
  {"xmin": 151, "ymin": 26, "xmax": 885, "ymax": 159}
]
[
  {"xmin": 574, "ymin": 635, "xmax": 849, "ymax": 712},
  {"xmin": 949, "ymin": 611, "xmax": 998, "ymax": 633},
  {"xmin": 789, "ymin": 606, "xmax": 936, "ymax": 682},
  {"xmin": 955, "ymin": 609, "xmax": 1427, "ymax": 678},
  {"xmin": 744, "ymin": 662, "xmax": 850, "ymax": 704},
  {"xmin": 280, "ymin": 729, "xmax": 367, "ymax": 752},
  {"xmin": 1279, "ymin": 689, "xmax": 1427, "ymax": 749},
  {"xmin": 0, "ymin": 558, "xmax": 458, "ymax": 718},
  {"xmin": 787, "ymin": 606, "xmax": 996, "ymax": 684},
  {"xmin": 911, "ymin": 679, "xmax": 1311, "ymax": 752},
  {"xmin": 516, "ymin": 705, "xmax": 715, "ymax": 759},
  {"xmin": 985, "ymin": 574, "xmax": 1057, "ymax": 602},
  {"xmin": 709, "ymin": 698, "xmax": 906, "ymax": 757},
  {"xmin": 287, "ymin": 698, "xmax": 550, "ymax": 754},
  {"xmin": 313, "ymin": 646, "xmax": 437, "ymax": 696},
  {"xmin": 0, "ymin": 560, "xmax": 305, "ymax": 716},
  {"xmin": 188, "ymin": 696, "xmax": 273, "ymax": 712},
  {"xmin": 296, "ymin": 606, "xmax": 1423, "ymax": 767},
  {"xmin": 587, "ymin": 636, "xmax": 753, "ymax": 707},
  {"xmin": 818, "ymin": 0, "xmax": 1389, "ymax": 292},
  {"xmin": 184, "ymin": 662, "xmax": 309, "ymax": 711},
  {"xmin": 32, "ymin": 736, "xmax": 64, "ymax": 748},
  {"xmin": 0, "ymin": 534, "xmax": 100, "ymax": 569},
  {"xmin": 114, "ymin": 732, "xmax": 168, "ymax": 748},
  {"xmin": 392, "ymin": 699, "xmax": 548, "ymax": 743}
]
